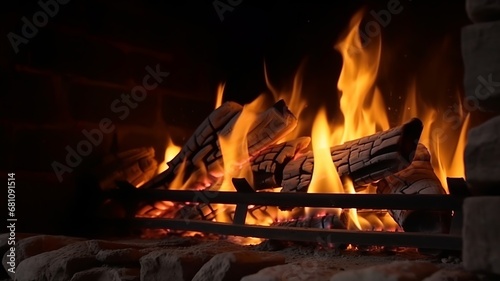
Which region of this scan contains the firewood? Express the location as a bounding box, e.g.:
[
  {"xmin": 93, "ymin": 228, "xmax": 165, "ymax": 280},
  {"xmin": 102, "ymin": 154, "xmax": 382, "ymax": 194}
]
[
  {"xmin": 97, "ymin": 147, "xmax": 158, "ymax": 190},
  {"xmin": 142, "ymin": 100, "xmax": 298, "ymax": 190},
  {"xmin": 280, "ymin": 118, "xmax": 423, "ymax": 193},
  {"xmin": 375, "ymin": 143, "xmax": 451, "ymax": 233},
  {"xmin": 271, "ymin": 213, "xmax": 347, "ymax": 229},
  {"xmin": 250, "ymin": 137, "xmax": 311, "ymax": 189},
  {"xmin": 141, "ymin": 101, "xmax": 243, "ymax": 189},
  {"xmin": 175, "ymin": 203, "xmax": 218, "ymax": 221}
]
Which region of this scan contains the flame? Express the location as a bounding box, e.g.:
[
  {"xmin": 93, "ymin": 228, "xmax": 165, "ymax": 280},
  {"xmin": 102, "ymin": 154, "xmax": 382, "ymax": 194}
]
[
  {"xmin": 334, "ymin": 10, "xmax": 389, "ymax": 145},
  {"xmin": 140, "ymin": 8, "xmax": 470, "ymax": 242},
  {"xmin": 401, "ymin": 83, "xmax": 470, "ymax": 192},
  {"xmin": 215, "ymin": 82, "xmax": 225, "ymax": 109},
  {"xmin": 216, "ymin": 95, "xmax": 266, "ymax": 224},
  {"xmin": 306, "ymin": 108, "xmax": 343, "ymax": 217},
  {"xmin": 157, "ymin": 136, "xmax": 181, "ymax": 174},
  {"xmin": 265, "ymin": 62, "xmax": 308, "ymax": 141}
]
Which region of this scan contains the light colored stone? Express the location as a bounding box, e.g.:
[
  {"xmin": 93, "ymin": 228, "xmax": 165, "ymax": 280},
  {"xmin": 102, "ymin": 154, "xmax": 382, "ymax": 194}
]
[
  {"xmin": 2, "ymin": 235, "xmax": 85, "ymax": 279},
  {"xmin": 13, "ymin": 240, "xmax": 142, "ymax": 281},
  {"xmin": 0, "ymin": 232, "xmax": 40, "ymax": 277},
  {"xmin": 14, "ymin": 241, "xmax": 99, "ymax": 281},
  {"xmin": 140, "ymin": 249, "xmax": 211, "ymax": 281},
  {"xmin": 0, "ymin": 233, "xmax": 37, "ymax": 257},
  {"xmin": 12, "ymin": 235, "xmax": 84, "ymax": 264},
  {"xmin": 96, "ymin": 248, "xmax": 155, "ymax": 265},
  {"xmin": 70, "ymin": 267, "xmax": 140, "ymax": 281},
  {"xmin": 462, "ymin": 21, "xmax": 500, "ymax": 112},
  {"xmin": 70, "ymin": 267, "xmax": 121, "ymax": 281},
  {"xmin": 329, "ymin": 261, "xmax": 439, "ymax": 281},
  {"xmin": 241, "ymin": 261, "xmax": 339, "ymax": 281},
  {"xmin": 467, "ymin": 0, "xmax": 500, "ymax": 22},
  {"xmin": 465, "ymin": 116, "xmax": 500, "ymax": 194},
  {"xmin": 192, "ymin": 251, "xmax": 285, "ymax": 281},
  {"xmin": 463, "ymin": 197, "xmax": 500, "ymax": 274},
  {"xmin": 422, "ymin": 268, "xmax": 478, "ymax": 281}
]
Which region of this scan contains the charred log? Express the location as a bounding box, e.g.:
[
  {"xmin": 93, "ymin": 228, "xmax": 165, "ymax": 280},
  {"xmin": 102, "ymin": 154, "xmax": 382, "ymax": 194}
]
[
  {"xmin": 376, "ymin": 143, "xmax": 451, "ymax": 234},
  {"xmin": 251, "ymin": 137, "xmax": 311, "ymax": 189},
  {"xmin": 281, "ymin": 118, "xmax": 423, "ymax": 193},
  {"xmin": 175, "ymin": 203, "xmax": 218, "ymax": 221},
  {"xmin": 141, "ymin": 100, "xmax": 298, "ymax": 190},
  {"xmin": 271, "ymin": 213, "xmax": 347, "ymax": 230},
  {"xmin": 97, "ymin": 147, "xmax": 158, "ymax": 190}
]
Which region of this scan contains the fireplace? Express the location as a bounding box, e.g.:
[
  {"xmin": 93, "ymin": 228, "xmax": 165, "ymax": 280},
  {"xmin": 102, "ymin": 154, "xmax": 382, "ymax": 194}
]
[{"xmin": 2, "ymin": 0, "xmax": 500, "ymax": 280}]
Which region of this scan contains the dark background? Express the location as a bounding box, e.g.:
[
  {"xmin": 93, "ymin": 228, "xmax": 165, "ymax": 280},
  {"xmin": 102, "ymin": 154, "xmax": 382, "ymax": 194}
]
[{"xmin": 0, "ymin": 0, "xmax": 471, "ymax": 235}]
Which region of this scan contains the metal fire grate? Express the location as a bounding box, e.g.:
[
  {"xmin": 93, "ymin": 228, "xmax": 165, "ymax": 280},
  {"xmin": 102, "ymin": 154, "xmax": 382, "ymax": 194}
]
[{"xmin": 106, "ymin": 178, "xmax": 467, "ymax": 250}]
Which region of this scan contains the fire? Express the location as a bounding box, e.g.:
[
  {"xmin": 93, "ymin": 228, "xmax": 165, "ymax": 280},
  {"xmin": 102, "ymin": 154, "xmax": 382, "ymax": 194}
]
[
  {"xmin": 216, "ymin": 95, "xmax": 266, "ymax": 223},
  {"xmin": 306, "ymin": 108, "xmax": 343, "ymax": 217},
  {"xmin": 265, "ymin": 62, "xmax": 308, "ymax": 141},
  {"xmin": 215, "ymin": 82, "xmax": 225, "ymax": 109},
  {"xmin": 334, "ymin": 10, "xmax": 389, "ymax": 144},
  {"xmin": 156, "ymin": 136, "xmax": 181, "ymax": 174},
  {"xmin": 401, "ymin": 85, "xmax": 470, "ymax": 192},
  {"xmin": 138, "ymin": 8, "xmax": 469, "ymax": 242}
]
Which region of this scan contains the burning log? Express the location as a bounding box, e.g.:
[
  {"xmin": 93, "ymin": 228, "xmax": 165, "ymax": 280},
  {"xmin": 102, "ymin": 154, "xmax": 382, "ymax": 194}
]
[
  {"xmin": 251, "ymin": 137, "xmax": 311, "ymax": 189},
  {"xmin": 375, "ymin": 144, "xmax": 451, "ymax": 234},
  {"xmin": 271, "ymin": 214, "xmax": 347, "ymax": 230},
  {"xmin": 280, "ymin": 118, "xmax": 423, "ymax": 192},
  {"xmin": 175, "ymin": 203, "xmax": 218, "ymax": 221},
  {"xmin": 140, "ymin": 100, "xmax": 297, "ymax": 190},
  {"xmin": 97, "ymin": 147, "xmax": 158, "ymax": 190}
]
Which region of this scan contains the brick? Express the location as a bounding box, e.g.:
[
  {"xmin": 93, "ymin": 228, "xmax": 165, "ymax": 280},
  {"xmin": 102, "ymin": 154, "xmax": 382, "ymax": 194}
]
[
  {"xmin": 461, "ymin": 21, "xmax": 500, "ymax": 112},
  {"xmin": 241, "ymin": 261, "xmax": 339, "ymax": 281},
  {"xmin": 12, "ymin": 124, "xmax": 113, "ymax": 172},
  {"xmin": 464, "ymin": 116, "xmax": 500, "ymax": 194},
  {"xmin": 0, "ymin": 71, "xmax": 64, "ymax": 123},
  {"xmin": 115, "ymin": 126, "xmax": 167, "ymax": 161},
  {"xmin": 161, "ymin": 94, "xmax": 213, "ymax": 129},
  {"xmin": 5, "ymin": 172, "xmax": 77, "ymax": 234},
  {"xmin": 467, "ymin": 0, "xmax": 500, "ymax": 22},
  {"xmin": 329, "ymin": 261, "xmax": 439, "ymax": 281},
  {"xmin": 0, "ymin": 124, "xmax": 13, "ymax": 170},
  {"xmin": 126, "ymin": 53, "xmax": 173, "ymax": 88},
  {"xmin": 154, "ymin": 62, "xmax": 213, "ymax": 101},
  {"xmin": 463, "ymin": 197, "xmax": 500, "ymax": 275},
  {"xmin": 192, "ymin": 251, "xmax": 286, "ymax": 281},
  {"xmin": 27, "ymin": 28, "xmax": 129, "ymax": 84},
  {"xmin": 66, "ymin": 79, "xmax": 161, "ymax": 126}
]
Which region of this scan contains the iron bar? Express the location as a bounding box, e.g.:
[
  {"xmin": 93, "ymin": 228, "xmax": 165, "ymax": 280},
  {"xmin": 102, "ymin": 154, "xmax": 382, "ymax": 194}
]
[
  {"xmin": 107, "ymin": 189, "xmax": 463, "ymax": 210},
  {"xmin": 130, "ymin": 218, "xmax": 462, "ymax": 250}
]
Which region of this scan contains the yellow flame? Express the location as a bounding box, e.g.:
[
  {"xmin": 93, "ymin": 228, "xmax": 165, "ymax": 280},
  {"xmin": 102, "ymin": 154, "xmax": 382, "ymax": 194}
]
[
  {"xmin": 216, "ymin": 95, "xmax": 267, "ymax": 223},
  {"xmin": 142, "ymin": 8, "xmax": 471, "ymax": 240},
  {"xmin": 215, "ymin": 82, "xmax": 225, "ymax": 109},
  {"xmin": 401, "ymin": 83, "xmax": 470, "ymax": 192},
  {"xmin": 265, "ymin": 62, "xmax": 308, "ymax": 141},
  {"xmin": 157, "ymin": 136, "xmax": 181, "ymax": 174},
  {"xmin": 334, "ymin": 10, "xmax": 389, "ymax": 145},
  {"xmin": 306, "ymin": 108, "xmax": 343, "ymax": 216}
]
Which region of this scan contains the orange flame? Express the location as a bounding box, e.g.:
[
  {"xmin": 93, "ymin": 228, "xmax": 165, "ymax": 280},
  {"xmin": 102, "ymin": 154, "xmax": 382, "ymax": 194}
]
[
  {"xmin": 333, "ymin": 10, "xmax": 389, "ymax": 145},
  {"xmin": 157, "ymin": 136, "xmax": 181, "ymax": 174},
  {"xmin": 215, "ymin": 82, "xmax": 225, "ymax": 109},
  {"xmin": 306, "ymin": 108, "xmax": 343, "ymax": 217},
  {"xmin": 142, "ymin": 8, "xmax": 469, "ymax": 241}
]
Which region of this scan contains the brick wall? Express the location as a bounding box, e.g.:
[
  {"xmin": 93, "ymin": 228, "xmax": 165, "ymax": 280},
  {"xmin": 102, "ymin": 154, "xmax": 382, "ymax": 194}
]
[{"xmin": 0, "ymin": 0, "xmax": 218, "ymax": 234}]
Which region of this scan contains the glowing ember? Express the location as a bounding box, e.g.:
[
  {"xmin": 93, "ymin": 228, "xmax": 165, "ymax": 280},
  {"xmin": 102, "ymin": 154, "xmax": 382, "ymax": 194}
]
[{"xmin": 136, "ymin": 8, "xmax": 469, "ymax": 243}]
